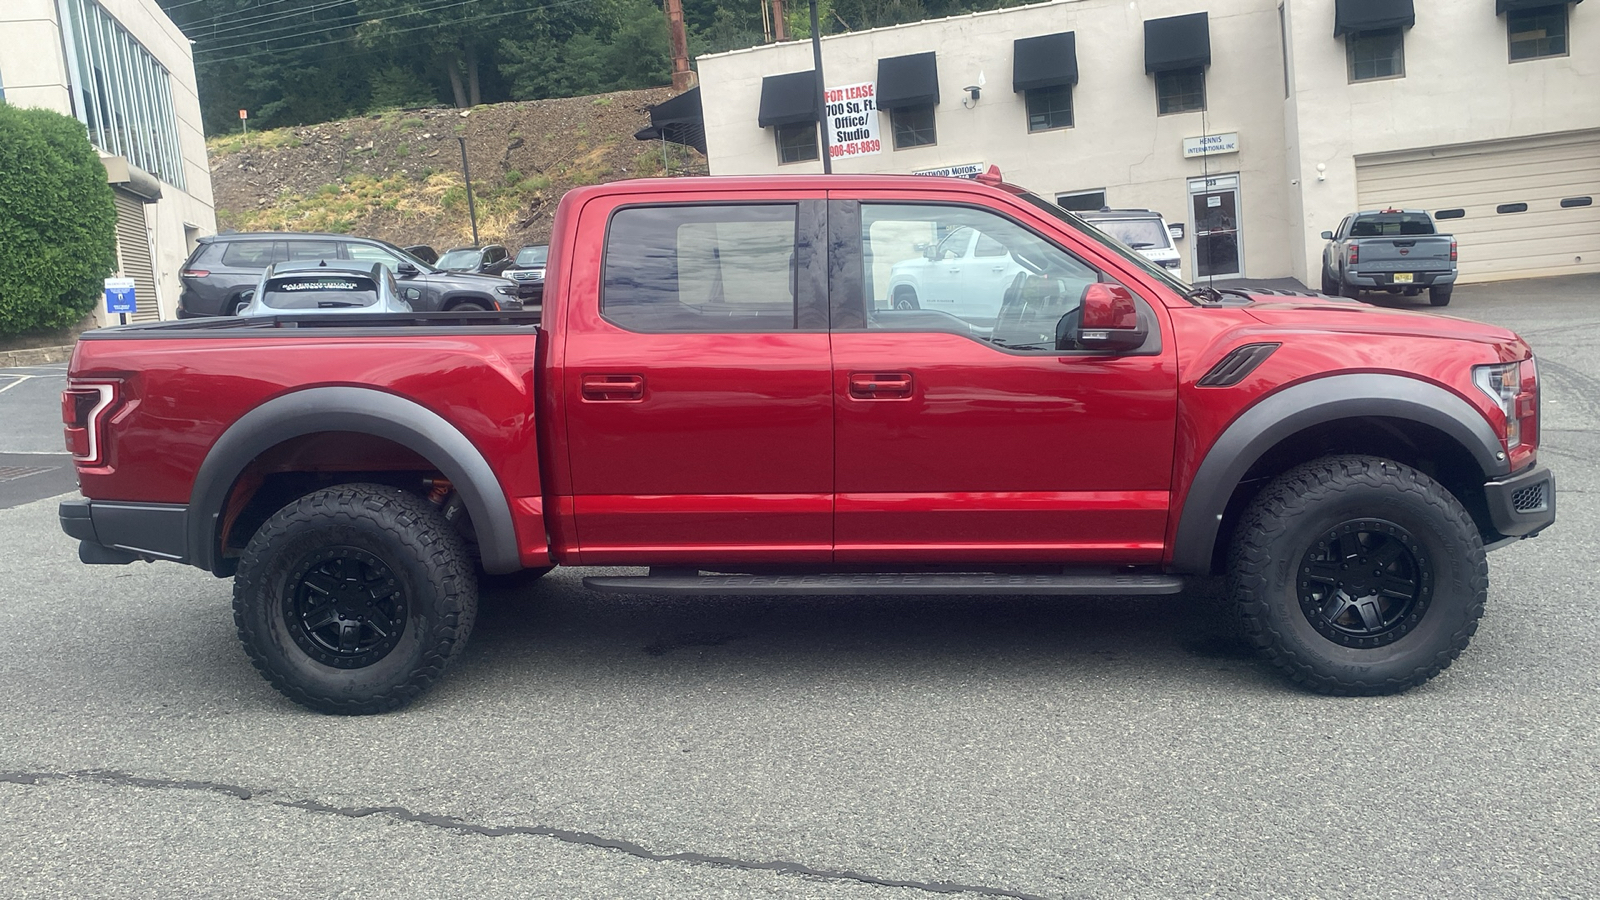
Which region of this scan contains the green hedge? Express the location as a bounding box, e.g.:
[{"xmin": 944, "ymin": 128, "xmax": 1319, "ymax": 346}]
[{"xmin": 0, "ymin": 104, "xmax": 118, "ymax": 337}]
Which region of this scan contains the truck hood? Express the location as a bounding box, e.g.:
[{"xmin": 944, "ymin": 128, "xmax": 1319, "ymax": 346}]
[{"xmin": 1234, "ymin": 289, "xmax": 1523, "ymax": 351}]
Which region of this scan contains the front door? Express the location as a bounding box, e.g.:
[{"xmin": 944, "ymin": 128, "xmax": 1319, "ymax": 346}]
[
  {"xmin": 562, "ymin": 196, "xmax": 834, "ymax": 566},
  {"xmin": 1188, "ymin": 174, "xmax": 1243, "ymax": 279},
  {"xmin": 829, "ymin": 198, "xmax": 1179, "ymax": 565}
]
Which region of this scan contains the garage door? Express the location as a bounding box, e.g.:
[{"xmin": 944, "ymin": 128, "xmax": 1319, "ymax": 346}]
[
  {"xmin": 1355, "ymin": 130, "xmax": 1599, "ymax": 283},
  {"xmin": 112, "ymin": 190, "xmax": 162, "ymax": 323}
]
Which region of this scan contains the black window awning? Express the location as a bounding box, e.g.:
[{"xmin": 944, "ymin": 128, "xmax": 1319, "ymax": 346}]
[
  {"xmin": 877, "ymin": 52, "xmax": 939, "ymax": 109},
  {"xmin": 758, "ymin": 71, "xmax": 820, "ymax": 127},
  {"xmin": 1497, "ymin": 0, "xmax": 1580, "ymax": 11},
  {"xmin": 1013, "ymin": 32, "xmax": 1078, "ymax": 92},
  {"xmin": 1144, "ymin": 12, "xmax": 1210, "ymax": 73},
  {"xmin": 1334, "ymin": 0, "xmax": 1415, "ymax": 35},
  {"xmin": 633, "ymin": 87, "xmax": 705, "ymax": 154}
]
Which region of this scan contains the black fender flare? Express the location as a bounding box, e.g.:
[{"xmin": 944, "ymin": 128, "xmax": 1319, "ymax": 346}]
[
  {"xmin": 439, "ymin": 291, "xmax": 498, "ymax": 311},
  {"xmin": 188, "ymin": 386, "xmax": 521, "ymax": 575},
  {"xmin": 1169, "ymin": 373, "xmax": 1508, "ymax": 574}
]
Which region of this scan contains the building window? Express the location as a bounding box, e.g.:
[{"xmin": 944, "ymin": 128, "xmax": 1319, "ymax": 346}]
[
  {"xmin": 1025, "ymin": 85, "xmax": 1073, "ymax": 132},
  {"xmin": 1509, "ymin": 6, "xmax": 1568, "ymax": 61},
  {"xmin": 891, "ymin": 105, "xmax": 937, "ymax": 149},
  {"xmin": 775, "ymin": 123, "xmax": 818, "ymax": 165},
  {"xmin": 1347, "ymin": 28, "xmax": 1405, "ymax": 82},
  {"xmin": 1155, "ymin": 67, "xmax": 1205, "ymax": 114},
  {"xmin": 59, "ymin": 0, "xmax": 186, "ymax": 190},
  {"xmin": 1057, "ymin": 190, "xmax": 1107, "ymax": 212}
]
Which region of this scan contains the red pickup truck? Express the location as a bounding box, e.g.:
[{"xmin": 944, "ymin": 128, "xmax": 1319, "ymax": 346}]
[{"xmin": 58, "ymin": 175, "xmax": 1554, "ymax": 714}]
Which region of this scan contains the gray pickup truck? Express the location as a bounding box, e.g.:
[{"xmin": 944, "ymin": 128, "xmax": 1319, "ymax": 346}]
[{"xmin": 1320, "ymin": 209, "xmax": 1457, "ymax": 307}]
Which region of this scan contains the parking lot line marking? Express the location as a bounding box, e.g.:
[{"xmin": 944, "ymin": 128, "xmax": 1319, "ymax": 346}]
[{"xmin": 0, "ymin": 376, "xmax": 33, "ymax": 394}]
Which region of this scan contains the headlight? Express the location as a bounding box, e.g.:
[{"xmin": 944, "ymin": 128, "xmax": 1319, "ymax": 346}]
[
  {"xmin": 1473, "ymin": 361, "xmax": 1525, "ymax": 449},
  {"xmin": 495, "ymin": 285, "xmax": 516, "ymax": 295}
]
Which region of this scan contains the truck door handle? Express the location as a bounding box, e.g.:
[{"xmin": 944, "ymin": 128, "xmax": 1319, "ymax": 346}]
[
  {"xmin": 849, "ymin": 372, "xmax": 914, "ymax": 399},
  {"xmin": 581, "ymin": 374, "xmax": 645, "ymax": 401}
]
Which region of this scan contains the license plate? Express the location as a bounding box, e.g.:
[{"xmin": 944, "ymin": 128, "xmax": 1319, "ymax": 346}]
[{"xmin": 1393, "ymin": 273, "xmax": 1414, "ymax": 284}]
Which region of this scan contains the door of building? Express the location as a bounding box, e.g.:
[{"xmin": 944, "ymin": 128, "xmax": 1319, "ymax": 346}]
[{"xmin": 1188, "ymin": 175, "xmax": 1243, "ymax": 279}]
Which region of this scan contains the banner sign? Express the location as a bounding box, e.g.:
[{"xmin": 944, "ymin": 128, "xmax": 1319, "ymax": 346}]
[
  {"xmin": 104, "ymin": 277, "xmax": 136, "ymax": 314},
  {"xmin": 911, "ymin": 162, "xmax": 988, "ymax": 179},
  {"xmin": 825, "ymin": 81, "xmax": 880, "ymax": 159}
]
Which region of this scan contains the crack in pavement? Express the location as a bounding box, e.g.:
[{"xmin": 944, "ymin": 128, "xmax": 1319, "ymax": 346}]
[{"xmin": 0, "ymin": 769, "xmax": 1051, "ymax": 900}]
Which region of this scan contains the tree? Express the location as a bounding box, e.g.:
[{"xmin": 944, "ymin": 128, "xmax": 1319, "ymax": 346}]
[{"xmin": 0, "ymin": 105, "xmax": 118, "ymax": 336}]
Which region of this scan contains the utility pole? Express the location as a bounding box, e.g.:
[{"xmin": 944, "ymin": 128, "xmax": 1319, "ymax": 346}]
[
  {"xmin": 811, "ymin": 0, "xmax": 830, "ymax": 173},
  {"xmin": 772, "ymin": 0, "xmax": 787, "ymax": 41},
  {"xmin": 664, "ymin": 0, "xmax": 692, "ymax": 91},
  {"xmin": 457, "ymin": 136, "xmax": 479, "ymax": 246}
]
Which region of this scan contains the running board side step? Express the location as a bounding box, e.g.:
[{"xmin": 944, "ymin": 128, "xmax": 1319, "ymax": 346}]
[{"xmin": 582, "ymin": 572, "xmax": 1185, "ymax": 596}]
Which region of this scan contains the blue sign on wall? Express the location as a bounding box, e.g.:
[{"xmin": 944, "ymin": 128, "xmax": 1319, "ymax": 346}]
[{"xmin": 104, "ymin": 277, "xmax": 136, "ymax": 315}]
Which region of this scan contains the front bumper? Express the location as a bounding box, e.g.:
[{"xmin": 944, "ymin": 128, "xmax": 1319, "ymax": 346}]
[
  {"xmin": 60, "ymin": 498, "xmax": 190, "ymax": 565},
  {"xmin": 1483, "ymin": 463, "xmax": 1555, "ymax": 542}
]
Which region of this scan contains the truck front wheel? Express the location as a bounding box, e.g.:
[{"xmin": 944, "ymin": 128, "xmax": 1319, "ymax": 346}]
[
  {"xmin": 1227, "ymin": 456, "xmax": 1487, "ymax": 695},
  {"xmin": 232, "ymin": 483, "xmax": 478, "ymax": 715}
]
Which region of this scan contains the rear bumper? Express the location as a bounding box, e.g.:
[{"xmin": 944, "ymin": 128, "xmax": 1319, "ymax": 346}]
[
  {"xmin": 1484, "ymin": 463, "xmax": 1555, "ymax": 542},
  {"xmin": 59, "ymin": 498, "xmax": 190, "ymax": 565},
  {"xmin": 1346, "ymin": 270, "xmax": 1457, "ymax": 288}
]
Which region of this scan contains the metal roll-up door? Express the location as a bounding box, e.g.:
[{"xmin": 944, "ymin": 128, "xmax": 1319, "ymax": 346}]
[
  {"xmin": 1355, "ymin": 130, "xmax": 1600, "ymax": 283},
  {"xmin": 113, "ymin": 190, "xmax": 161, "ymax": 322}
]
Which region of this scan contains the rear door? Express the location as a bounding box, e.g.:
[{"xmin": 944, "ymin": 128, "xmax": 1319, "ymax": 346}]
[
  {"xmin": 828, "ymin": 193, "xmax": 1179, "ymax": 565},
  {"xmin": 561, "ymin": 192, "xmax": 833, "ymax": 566}
]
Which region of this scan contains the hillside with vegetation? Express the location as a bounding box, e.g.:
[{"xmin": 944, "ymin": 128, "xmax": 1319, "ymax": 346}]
[
  {"xmin": 161, "ymin": 0, "xmax": 1030, "ymax": 135},
  {"xmin": 208, "ymin": 87, "xmax": 705, "ymax": 252}
]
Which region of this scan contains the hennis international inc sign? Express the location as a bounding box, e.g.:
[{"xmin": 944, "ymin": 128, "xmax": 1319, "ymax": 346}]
[
  {"xmin": 826, "ymin": 81, "xmax": 881, "ymax": 159},
  {"xmin": 1183, "ymin": 132, "xmax": 1240, "ymax": 158}
]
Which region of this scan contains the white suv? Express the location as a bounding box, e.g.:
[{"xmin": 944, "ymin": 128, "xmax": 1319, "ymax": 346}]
[{"xmin": 1077, "ymin": 208, "xmax": 1182, "ymax": 274}]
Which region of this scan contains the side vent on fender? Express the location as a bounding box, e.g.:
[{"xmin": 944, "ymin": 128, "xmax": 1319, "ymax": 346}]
[{"xmin": 1197, "ymin": 343, "xmax": 1281, "ymax": 387}]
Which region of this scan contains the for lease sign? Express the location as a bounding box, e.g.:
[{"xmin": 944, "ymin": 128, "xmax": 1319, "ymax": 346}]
[{"xmin": 825, "ymin": 81, "xmax": 880, "ymax": 159}]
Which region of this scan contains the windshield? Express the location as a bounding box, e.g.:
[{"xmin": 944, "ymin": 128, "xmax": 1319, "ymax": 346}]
[
  {"xmin": 1088, "ymin": 218, "xmax": 1172, "ymax": 251},
  {"xmin": 436, "ymin": 249, "xmax": 483, "ymax": 270},
  {"xmin": 1019, "ymin": 194, "xmax": 1191, "ymax": 295},
  {"xmin": 515, "ymin": 246, "xmax": 549, "ymax": 267},
  {"xmin": 262, "ymin": 274, "xmax": 379, "ymax": 309}
]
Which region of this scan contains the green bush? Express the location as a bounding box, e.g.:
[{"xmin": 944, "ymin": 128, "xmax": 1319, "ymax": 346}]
[{"xmin": 0, "ymin": 105, "xmax": 117, "ymax": 336}]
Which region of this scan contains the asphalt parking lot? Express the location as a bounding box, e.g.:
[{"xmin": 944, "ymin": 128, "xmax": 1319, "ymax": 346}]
[{"xmin": 1, "ymin": 277, "xmax": 1596, "ymax": 899}]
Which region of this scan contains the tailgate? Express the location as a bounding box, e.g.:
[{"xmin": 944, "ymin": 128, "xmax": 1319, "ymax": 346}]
[{"xmin": 1353, "ymin": 237, "xmax": 1453, "ymax": 272}]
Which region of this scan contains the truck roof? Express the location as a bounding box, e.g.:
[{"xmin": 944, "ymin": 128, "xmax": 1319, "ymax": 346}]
[{"xmin": 565, "ymin": 174, "xmax": 1028, "ymax": 199}]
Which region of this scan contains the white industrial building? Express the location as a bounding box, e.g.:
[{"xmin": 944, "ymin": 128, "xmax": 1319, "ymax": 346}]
[
  {"xmin": 690, "ymin": 0, "xmax": 1598, "ymax": 285},
  {"xmin": 1, "ymin": 0, "xmax": 216, "ymax": 324}
]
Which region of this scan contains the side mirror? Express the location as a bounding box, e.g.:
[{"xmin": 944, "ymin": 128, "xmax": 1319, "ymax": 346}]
[
  {"xmin": 398, "ymin": 262, "xmax": 419, "ymax": 276},
  {"xmin": 1320, "ymin": 230, "xmax": 1334, "ymax": 240},
  {"xmin": 1073, "ymin": 283, "xmax": 1146, "ymax": 352}
]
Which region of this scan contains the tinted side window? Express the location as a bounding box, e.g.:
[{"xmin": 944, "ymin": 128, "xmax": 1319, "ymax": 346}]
[
  {"xmin": 221, "ymin": 241, "xmax": 277, "ymax": 267},
  {"xmin": 861, "ymin": 204, "xmax": 1105, "ymax": 351},
  {"xmin": 283, "ymin": 240, "xmax": 341, "ymax": 262},
  {"xmin": 603, "ymin": 205, "xmax": 799, "ymax": 333}
]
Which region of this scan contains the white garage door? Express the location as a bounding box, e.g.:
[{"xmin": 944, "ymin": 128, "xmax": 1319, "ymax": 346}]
[
  {"xmin": 112, "ymin": 190, "xmax": 162, "ymax": 323},
  {"xmin": 1355, "ymin": 130, "xmax": 1599, "ymax": 283}
]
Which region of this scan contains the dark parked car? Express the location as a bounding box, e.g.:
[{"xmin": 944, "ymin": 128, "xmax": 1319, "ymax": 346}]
[
  {"xmin": 402, "ymin": 244, "xmax": 439, "ymax": 265},
  {"xmin": 503, "ymin": 244, "xmax": 549, "ymax": 303},
  {"xmin": 436, "ymin": 244, "xmax": 512, "ymax": 277},
  {"xmin": 178, "ymin": 233, "xmax": 521, "ymax": 317}
]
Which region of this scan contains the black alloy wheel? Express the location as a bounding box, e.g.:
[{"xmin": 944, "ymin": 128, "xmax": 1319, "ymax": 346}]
[
  {"xmin": 285, "ymin": 547, "xmax": 409, "ymax": 668},
  {"xmin": 1297, "ymin": 520, "xmax": 1431, "ymax": 649}
]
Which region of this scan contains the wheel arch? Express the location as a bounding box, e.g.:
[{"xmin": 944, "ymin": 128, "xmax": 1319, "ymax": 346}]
[
  {"xmin": 439, "ymin": 291, "xmax": 498, "ymax": 311},
  {"xmin": 188, "ymin": 386, "xmax": 520, "ymax": 576},
  {"xmin": 1170, "ymin": 373, "xmax": 1508, "ymax": 575}
]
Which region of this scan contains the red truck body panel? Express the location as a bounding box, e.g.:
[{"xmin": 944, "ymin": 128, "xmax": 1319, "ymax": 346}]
[{"xmin": 66, "ymin": 175, "xmax": 1540, "ymax": 575}]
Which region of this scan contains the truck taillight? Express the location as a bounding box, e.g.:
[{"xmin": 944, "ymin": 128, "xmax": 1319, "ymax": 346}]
[
  {"xmin": 1450, "ymin": 240, "xmax": 1458, "ymax": 263},
  {"xmin": 1347, "ymin": 244, "xmax": 1358, "ymax": 265},
  {"xmin": 62, "ymin": 383, "xmax": 117, "ymax": 465}
]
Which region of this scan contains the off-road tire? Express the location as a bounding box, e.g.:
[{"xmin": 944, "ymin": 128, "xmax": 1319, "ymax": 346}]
[
  {"xmin": 1320, "ymin": 269, "xmax": 1337, "ymax": 296},
  {"xmin": 232, "ymin": 483, "xmax": 478, "ymax": 714},
  {"xmin": 1227, "ymin": 455, "xmax": 1487, "ymax": 695},
  {"xmin": 1340, "ymin": 279, "xmax": 1361, "ymax": 301},
  {"xmin": 1429, "ymin": 285, "xmax": 1453, "ymax": 307}
]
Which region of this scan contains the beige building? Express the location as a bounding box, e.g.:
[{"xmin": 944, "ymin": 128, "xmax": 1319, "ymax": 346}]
[
  {"xmin": 1, "ymin": 0, "xmax": 215, "ymax": 324},
  {"xmin": 693, "ymin": 0, "xmax": 1598, "ymax": 285}
]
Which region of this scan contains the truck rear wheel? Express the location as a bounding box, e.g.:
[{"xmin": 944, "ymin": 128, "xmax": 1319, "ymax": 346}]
[
  {"xmin": 1340, "ymin": 279, "xmax": 1361, "ymax": 300},
  {"xmin": 1226, "ymin": 456, "xmax": 1487, "ymax": 695},
  {"xmin": 1320, "ymin": 270, "xmax": 1337, "ymax": 296},
  {"xmin": 1429, "ymin": 285, "xmax": 1452, "ymax": 307},
  {"xmin": 232, "ymin": 483, "xmax": 478, "ymax": 715}
]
